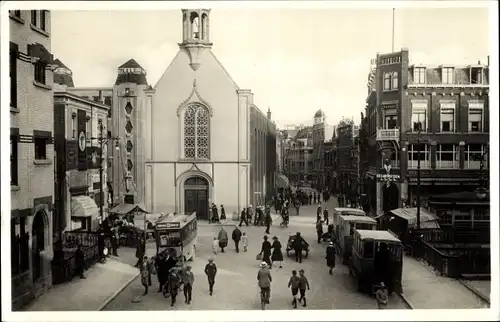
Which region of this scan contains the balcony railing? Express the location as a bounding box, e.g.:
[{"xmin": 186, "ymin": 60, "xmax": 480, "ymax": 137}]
[
  {"xmin": 464, "ymin": 160, "xmax": 484, "ymax": 169},
  {"xmin": 408, "ymin": 160, "xmax": 431, "ymax": 169},
  {"xmin": 376, "ymin": 128, "xmax": 400, "ymax": 141},
  {"xmin": 436, "ymin": 160, "xmax": 459, "ymax": 169}
]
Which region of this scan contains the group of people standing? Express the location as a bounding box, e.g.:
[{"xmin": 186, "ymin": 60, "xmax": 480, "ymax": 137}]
[
  {"xmin": 209, "ymin": 203, "xmax": 226, "ymax": 224},
  {"xmin": 238, "ymin": 205, "xmax": 274, "ymax": 234}
]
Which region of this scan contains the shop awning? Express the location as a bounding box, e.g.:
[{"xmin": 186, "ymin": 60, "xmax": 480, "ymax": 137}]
[
  {"xmin": 109, "ymin": 203, "xmax": 149, "ymax": 215},
  {"xmin": 71, "ymin": 195, "xmax": 98, "ymax": 218},
  {"xmin": 389, "ymin": 207, "xmax": 440, "ymax": 229},
  {"xmin": 275, "ymin": 173, "xmax": 290, "ymax": 188}
]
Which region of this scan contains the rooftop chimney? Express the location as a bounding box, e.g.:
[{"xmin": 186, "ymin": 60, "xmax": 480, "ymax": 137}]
[
  {"xmin": 487, "ymin": 55, "xmax": 490, "ymax": 66},
  {"xmin": 267, "ymin": 107, "xmax": 272, "ymax": 120},
  {"xmin": 478, "ymin": 60, "xmax": 481, "ymax": 65}
]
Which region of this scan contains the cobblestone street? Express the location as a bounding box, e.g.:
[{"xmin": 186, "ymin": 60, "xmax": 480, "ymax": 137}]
[{"xmin": 103, "ymin": 202, "xmax": 409, "ymax": 310}]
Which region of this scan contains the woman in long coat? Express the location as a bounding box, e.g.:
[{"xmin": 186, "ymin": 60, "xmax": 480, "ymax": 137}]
[
  {"xmin": 271, "ymin": 236, "xmax": 284, "ymax": 268},
  {"xmin": 259, "ymin": 236, "xmax": 272, "ymax": 268},
  {"xmin": 325, "ymin": 242, "xmax": 336, "ymax": 274}
]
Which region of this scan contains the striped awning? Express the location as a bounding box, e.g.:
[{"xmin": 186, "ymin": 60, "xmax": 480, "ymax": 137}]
[{"xmin": 275, "ymin": 173, "xmax": 290, "ymax": 188}]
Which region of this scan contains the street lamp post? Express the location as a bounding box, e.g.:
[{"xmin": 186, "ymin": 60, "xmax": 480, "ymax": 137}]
[
  {"xmin": 93, "ymin": 121, "xmax": 120, "ymax": 224},
  {"xmin": 416, "ymin": 122, "xmax": 422, "ymax": 230}
]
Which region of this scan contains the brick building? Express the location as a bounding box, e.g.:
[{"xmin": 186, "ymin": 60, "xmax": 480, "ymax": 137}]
[
  {"xmin": 53, "ymin": 90, "xmax": 110, "ymax": 241},
  {"xmin": 283, "ymin": 126, "xmax": 314, "ymax": 185},
  {"xmin": 312, "ymin": 110, "xmax": 334, "ymax": 190},
  {"xmin": 363, "ymin": 49, "xmax": 490, "ymax": 215},
  {"xmin": 333, "ymin": 119, "xmax": 360, "ymax": 204},
  {"xmin": 9, "ymin": 9, "xmax": 55, "ymax": 309}
]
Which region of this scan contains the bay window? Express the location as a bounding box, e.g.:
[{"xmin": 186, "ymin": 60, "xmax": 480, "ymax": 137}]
[
  {"xmin": 408, "ymin": 144, "xmax": 430, "ymax": 169},
  {"xmin": 464, "ymin": 144, "xmax": 487, "ymax": 169},
  {"xmin": 436, "ymin": 144, "xmax": 458, "ymax": 168}
]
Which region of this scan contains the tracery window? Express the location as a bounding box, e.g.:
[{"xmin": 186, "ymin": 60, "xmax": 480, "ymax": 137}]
[{"xmin": 184, "ymin": 104, "xmax": 210, "ymax": 159}]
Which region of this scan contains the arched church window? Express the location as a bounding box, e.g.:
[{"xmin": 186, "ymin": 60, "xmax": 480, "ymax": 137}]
[{"xmin": 183, "ymin": 104, "xmax": 210, "ymax": 159}]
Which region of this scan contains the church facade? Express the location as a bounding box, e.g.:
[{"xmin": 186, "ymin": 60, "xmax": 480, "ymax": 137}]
[{"xmin": 144, "ymin": 9, "xmax": 276, "ymax": 218}]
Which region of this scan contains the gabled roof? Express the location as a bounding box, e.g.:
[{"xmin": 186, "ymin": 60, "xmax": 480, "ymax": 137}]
[{"xmin": 118, "ymin": 58, "xmax": 144, "ymax": 69}]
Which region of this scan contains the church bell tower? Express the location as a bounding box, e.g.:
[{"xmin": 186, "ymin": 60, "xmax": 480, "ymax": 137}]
[{"xmin": 179, "ymin": 9, "xmax": 213, "ymax": 71}]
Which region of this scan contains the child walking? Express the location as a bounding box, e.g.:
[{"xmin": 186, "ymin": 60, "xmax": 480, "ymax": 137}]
[
  {"xmin": 298, "ymin": 269, "xmax": 310, "ymax": 307},
  {"xmin": 287, "ymin": 270, "xmax": 300, "ymax": 308},
  {"xmin": 212, "ymin": 236, "xmax": 219, "ymax": 255},
  {"xmin": 242, "ymin": 232, "xmax": 249, "ymax": 252}
]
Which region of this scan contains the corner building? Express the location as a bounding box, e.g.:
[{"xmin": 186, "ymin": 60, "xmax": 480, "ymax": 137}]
[
  {"xmin": 9, "ymin": 10, "xmax": 55, "ymax": 309},
  {"xmin": 145, "ymin": 9, "xmax": 276, "ymax": 218}
]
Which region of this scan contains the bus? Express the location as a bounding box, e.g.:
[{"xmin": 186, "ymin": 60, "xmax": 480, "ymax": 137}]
[{"xmin": 155, "ymin": 212, "xmax": 197, "ymax": 261}]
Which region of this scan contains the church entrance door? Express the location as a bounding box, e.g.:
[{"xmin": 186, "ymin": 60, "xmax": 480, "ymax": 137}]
[{"xmin": 184, "ymin": 176, "xmax": 209, "ymax": 220}]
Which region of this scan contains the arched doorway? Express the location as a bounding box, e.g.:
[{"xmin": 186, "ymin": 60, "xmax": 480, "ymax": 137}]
[
  {"xmin": 184, "ymin": 176, "xmax": 209, "ymax": 220},
  {"xmin": 382, "ymin": 182, "xmax": 400, "ymax": 214},
  {"xmin": 32, "ymin": 211, "xmax": 46, "ymax": 282}
]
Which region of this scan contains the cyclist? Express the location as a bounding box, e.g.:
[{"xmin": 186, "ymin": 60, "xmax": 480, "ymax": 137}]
[
  {"xmin": 257, "ymin": 261, "xmax": 272, "ymax": 309},
  {"xmin": 167, "ymin": 266, "xmax": 182, "ymax": 306}
]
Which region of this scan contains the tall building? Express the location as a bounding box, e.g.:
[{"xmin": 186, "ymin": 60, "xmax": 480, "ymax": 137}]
[
  {"xmin": 334, "ymin": 118, "xmax": 360, "ymax": 204},
  {"xmin": 144, "ymin": 9, "xmax": 276, "ymax": 218},
  {"xmin": 312, "ymin": 110, "xmax": 334, "ymax": 190},
  {"xmin": 9, "ymin": 9, "xmax": 55, "ymax": 309},
  {"xmin": 283, "ymin": 126, "xmax": 314, "ymax": 186},
  {"xmin": 364, "ymin": 49, "xmax": 490, "ymax": 215}
]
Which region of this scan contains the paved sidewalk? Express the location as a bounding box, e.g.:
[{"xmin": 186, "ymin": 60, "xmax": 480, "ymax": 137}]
[
  {"xmin": 24, "ymin": 258, "xmax": 139, "ymax": 311},
  {"xmin": 459, "ymin": 280, "xmax": 491, "ymax": 304},
  {"xmin": 401, "ymin": 255, "xmax": 489, "ymax": 309}
]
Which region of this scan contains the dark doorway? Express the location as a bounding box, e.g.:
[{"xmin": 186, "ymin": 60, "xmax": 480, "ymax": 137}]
[
  {"xmin": 32, "ymin": 211, "xmax": 46, "ymax": 282},
  {"xmin": 382, "ymin": 182, "xmax": 400, "ymax": 213},
  {"xmin": 184, "ymin": 176, "xmax": 209, "ymax": 220}
]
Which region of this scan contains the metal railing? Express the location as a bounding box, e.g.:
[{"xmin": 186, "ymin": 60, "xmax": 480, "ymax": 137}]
[
  {"xmin": 376, "ymin": 128, "xmax": 400, "ymax": 141},
  {"xmin": 408, "ymin": 160, "xmax": 431, "ymax": 169}
]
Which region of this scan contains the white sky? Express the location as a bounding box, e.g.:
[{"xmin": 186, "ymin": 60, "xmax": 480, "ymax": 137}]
[{"xmin": 50, "ymin": 5, "xmax": 490, "ymax": 128}]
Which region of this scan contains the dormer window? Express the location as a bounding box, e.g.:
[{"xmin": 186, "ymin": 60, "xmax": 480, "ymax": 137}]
[
  {"xmin": 470, "ymin": 67, "xmax": 483, "ymax": 84},
  {"xmin": 414, "ymin": 67, "xmax": 426, "ymax": 84},
  {"xmin": 441, "ymin": 67, "xmax": 454, "ymax": 84}
]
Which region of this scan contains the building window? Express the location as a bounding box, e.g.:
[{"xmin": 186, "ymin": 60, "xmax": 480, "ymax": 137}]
[
  {"xmin": 411, "ymin": 103, "xmax": 427, "ymax": 132},
  {"xmin": 11, "ymin": 217, "xmax": 30, "ymax": 276},
  {"xmin": 11, "ymin": 135, "xmax": 18, "ymax": 185},
  {"xmin": 35, "ymin": 137, "xmax": 48, "ymax": 160},
  {"xmin": 440, "ymin": 104, "xmax": 455, "ymax": 132},
  {"xmin": 470, "ymin": 67, "xmax": 483, "ymax": 84},
  {"xmin": 464, "ymin": 144, "xmax": 487, "ymax": 169},
  {"xmin": 34, "ymin": 62, "xmax": 46, "ymax": 84},
  {"xmin": 383, "ymin": 73, "xmax": 391, "ymax": 90},
  {"xmin": 104, "ymin": 96, "xmax": 112, "ymax": 106},
  {"xmin": 72, "ymin": 115, "xmax": 77, "ymax": 139},
  {"xmin": 384, "ymin": 115, "xmax": 397, "ymax": 129},
  {"xmin": 10, "ymin": 42, "xmax": 18, "ymax": 108},
  {"xmin": 85, "ymin": 119, "xmax": 90, "ymax": 139},
  {"xmin": 183, "ymin": 104, "xmax": 210, "ymax": 159},
  {"xmin": 468, "ymin": 106, "xmax": 483, "ymax": 132},
  {"xmin": 40, "ymin": 10, "xmax": 46, "ymax": 31},
  {"xmin": 31, "ymin": 10, "xmax": 37, "ymax": 26},
  {"xmin": 436, "ymin": 144, "xmax": 458, "ymax": 169},
  {"xmin": 408, "ymin": 144, "xmax": 429, "ymax": 169},
  {"xmin": 441, "ymin": 67, "xmax": 454, "ymax": 84},
  {"xmin": 414, "ymin": 67, "xmax": 426, "ymax": 84},
  {"xmin": 391, "ymin": 72, "xmax": 399, "ymax": 89}
]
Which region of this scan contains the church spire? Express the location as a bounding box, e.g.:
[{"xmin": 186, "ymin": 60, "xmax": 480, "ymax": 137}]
[{"xmin": 179, "ymin": 9, "xmax": 213, "ymax": 71}]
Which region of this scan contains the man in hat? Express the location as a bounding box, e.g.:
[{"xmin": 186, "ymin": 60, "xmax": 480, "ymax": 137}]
[
  {"xmin": 375, "ymin": 282, "xmax": 388, "ymax": 309},
  {"xmin": 182, "ymin": 265, "xmax": 194, "ymax": 304},
  {"xmin": 325, "ymin": 242, "xmax": 336, "ymax": 274},
  {"xmin": 204, "ymin": 258, "xmax": 217, "ymax": 296},
  {"xmin": 257, "ymin": 261, "xmax": 272, "ymax": 304},
  {"xmin": 291, "ymin": 232, "xmax": 307, "ymax": 263},
  {"xmin": 231, "ymin": 225, "xmax": 242, "ymax": 253}
]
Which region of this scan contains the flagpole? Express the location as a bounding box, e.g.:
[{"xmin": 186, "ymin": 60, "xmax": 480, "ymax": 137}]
[{"xmin": 392, "ymin": 8, "xmax": 395, "ymax": 52}]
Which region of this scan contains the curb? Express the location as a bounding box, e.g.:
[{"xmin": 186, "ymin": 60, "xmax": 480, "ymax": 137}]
[
  {"xmin": 397, "ymin": 292, "xmax": 415, "ymax": 309},
  {"xmin": 458, "ymin": 279, "xmax": 490, "ymax": 305},
  {"xmin": 97, "ymin": 271, "xmax": 140, "ymax": 311}
]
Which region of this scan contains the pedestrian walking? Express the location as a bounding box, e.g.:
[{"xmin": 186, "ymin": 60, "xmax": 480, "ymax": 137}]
[
  {"xmin": 292, "ymin": 232, "xmax": 307, "ymax": 263},
  {"xmin": 211, "ymin": 203, "xmax": 220, "ymax": 223},
  {"xmin": 182, "ymin": 265, "xmax": 194, "ymax": 304},
  {"xmin": 298, "ymin": 269, "xmax": 310, "ymax": 307},
  {"xmin": 239, "ymin": 208, "xmax": 249, "ymax": 227},
  {"xmin": 313, "ymin": 192, "xmax": 317, "ymax": 204},
  {"xmin": 247, "ymin": 205, "xmax": 253, "ymax": 224},
  {"xmin": 271, "ymin": 236, "xmax": 283, "ymax": 268},
  {"xmin": 167, "ymin": 267, "xmax": 181, "ymax": 306},
  {"xmin": 154, "ymin": 252, "xmax": 167, "ymax": 292},
  {"xmin": 212, "ymin": 237, "xmax": 219, "ymax": 255},
  {"xmin": 204, "ymin": 258, "xmax": 217, "ymax": 295},
  {"xmin": 220, "ymin": 204, "xmax": 226, "ymax": 221},
  {"xmin": 288, "ymin": 270, "xmax": 300, "ymax": 308},
  {"xmin": 111, "ymin": 224, "xmax": 119, "ymax": 256},
  {"xmin": 259, "ymin": 235, "xmax": 272, "ymax": 268},
  {"xmin": 323, "ymin": 208, "xmax": 329, "ymax": 225},
  {"xmin": 316, "ymin": 205, "xmax": 322, "ymax": 223},
  {"xmin": 257, "ymin": 261, "xmax": 272, "ymax": 305},
  {"xmin": 134, "ymin": 233, "xmax": 146, "ymax": 267},
  {"xmin": 75, "ymin": 244, "xmax": 86, "ymax": 279},
  {"xmin": 242, "ymin": 232, "xmax": 249, "ymax": 252},
  {"xmin": 232, "ymin": 225, "xmax": 242, "ymax": 253},
  {"xmin": 217, "ymin": 227, "xmax": 228, "ymax": 253},
  {"xmin": 325, "ymin": 242, "xmax": 336, "ymax": 274},
  {"xmin": 139, "ymin": 255, "xmax": 153, "ymax": 295},
  {"xmin": 316, "ymin": 220, "xmax": 324, "ymax": 244},
  {"xmin": 265, "ymin": 209, "xmax": 273, "ymax": 234},
  {"xmin": 375, "ymin": 282, "xmax": 389, "ymax": 309}
]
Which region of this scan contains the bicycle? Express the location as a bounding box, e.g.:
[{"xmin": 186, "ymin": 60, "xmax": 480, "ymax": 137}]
[
  {"xmin": 162, "ymin": 273, "xmax": 184, "ymax": 298},
  {"xmin": 260, "ymin": 287, "xmax": 270, "ymax": 310}
]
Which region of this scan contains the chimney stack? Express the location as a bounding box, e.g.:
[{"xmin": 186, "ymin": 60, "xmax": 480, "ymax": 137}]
[
  {"xmin": 487, "ymin": 55, "xmax": 490, "ymax": 66},
  {"xmin": 478, "ymin": 60, "xmax": 481, "ymax": 65},
  {"xmin": 267, "ymin": 107, "xmax": 272, "ymax": 120}
]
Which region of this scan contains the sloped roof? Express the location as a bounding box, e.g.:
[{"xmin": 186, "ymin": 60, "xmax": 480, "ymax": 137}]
[
  {"xmin": 54, "ymin": 58, "xmax": 70, "ymax": 70},
  {"xmin": 118, "ymin": 58, "xmax": 144, "ymax": 69},
  {"xmin": 54, "ymin": 73, "xmax": 75, "ymax": 87}
]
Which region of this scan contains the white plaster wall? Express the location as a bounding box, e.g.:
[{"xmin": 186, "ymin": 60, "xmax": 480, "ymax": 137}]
[
  {"xmin": 151, "ymin": 49, "xmax": 240, "ymax": 162},
  {"xmin": 150, "ymin": 163, "xmax": 176, "ymax": 213},
  {"xmin": 212, "ymin": 163, "xmax": 239, "ymax": 213}
]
